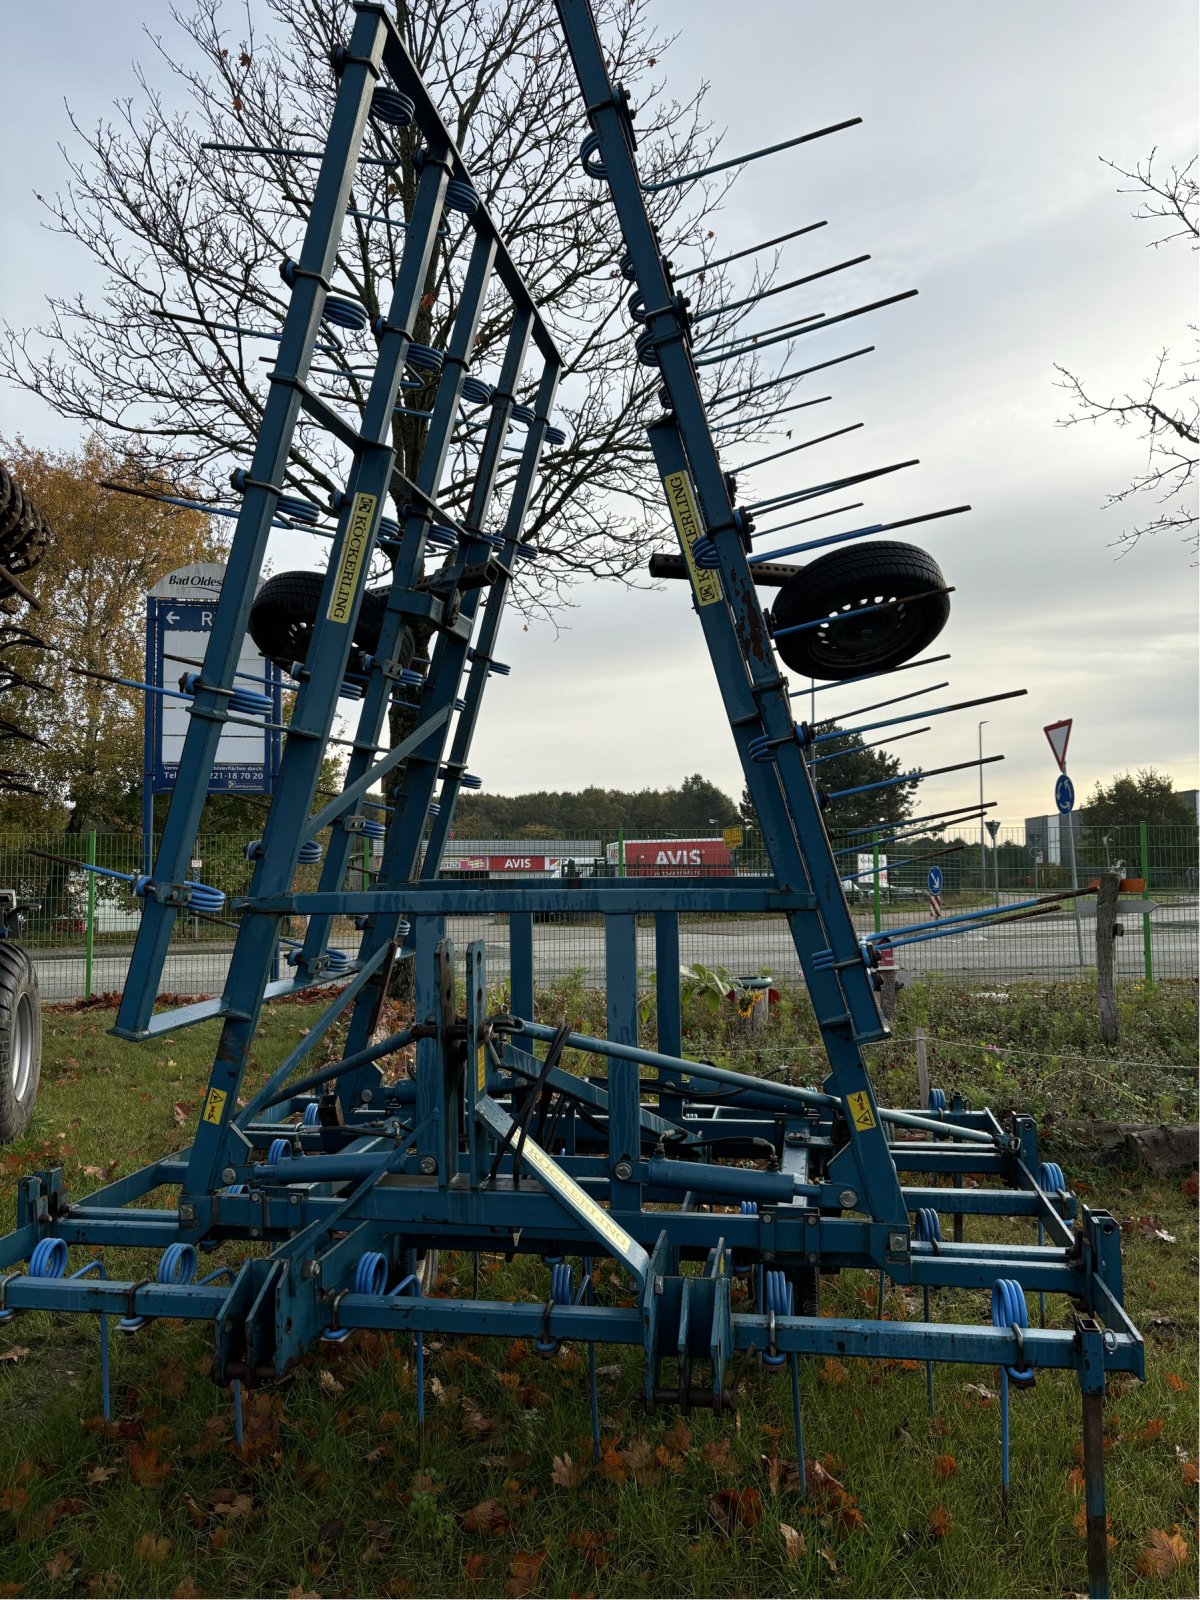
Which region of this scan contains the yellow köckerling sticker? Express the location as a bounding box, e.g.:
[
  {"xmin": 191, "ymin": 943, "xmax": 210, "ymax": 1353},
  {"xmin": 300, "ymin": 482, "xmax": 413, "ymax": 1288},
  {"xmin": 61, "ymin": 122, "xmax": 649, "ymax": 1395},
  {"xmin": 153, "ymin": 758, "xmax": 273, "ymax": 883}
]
[
  {"xmin": 202, "ymin": 1088, "xmax": 228, "ymax": 1125},
  {"xmin": 662, "ymin": 469, "xmax": 722, "ymax": 608},
  {"xmin": 326, "ymin": 491, "xmax": 377, "ymax": 624},
  {"xmin": 846, "ymin": 1090, "xmax": 876, "ymax": 1132}
]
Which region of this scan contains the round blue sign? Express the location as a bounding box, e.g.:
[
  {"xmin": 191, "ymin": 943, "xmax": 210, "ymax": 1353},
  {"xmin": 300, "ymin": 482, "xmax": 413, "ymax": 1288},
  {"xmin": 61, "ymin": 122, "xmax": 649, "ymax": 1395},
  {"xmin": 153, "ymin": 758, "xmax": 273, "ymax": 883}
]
[
  {"xmin": 1055, "ymin": 773, "xmax": 1075, "ymax": 814},
  {"xmin": 927, "ymin": 866, "xmax": 943, "ymax": 894}
]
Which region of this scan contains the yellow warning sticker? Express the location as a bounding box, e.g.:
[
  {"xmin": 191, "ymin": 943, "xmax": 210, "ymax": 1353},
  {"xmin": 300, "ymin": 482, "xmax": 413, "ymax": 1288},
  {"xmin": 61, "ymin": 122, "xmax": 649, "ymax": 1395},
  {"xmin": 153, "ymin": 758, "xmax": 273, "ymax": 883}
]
[
  {"xmin": 477, "ymin": 1046, "xmax": 487, "ymax": 1095},
  {"xmin": 662, "ymin": 470, "xmax": 722, "ymax": 608},
  {"xmin": 202, "ymin": 1088, "xmax": 228, "ymax": 1126},
  {"xmin": 846, "ymin": 1090, "xmax": 876, "ymax": 1132},
  {"xmin": 326, "ymin": 491, "xmax": 377, "ymax": 624}
]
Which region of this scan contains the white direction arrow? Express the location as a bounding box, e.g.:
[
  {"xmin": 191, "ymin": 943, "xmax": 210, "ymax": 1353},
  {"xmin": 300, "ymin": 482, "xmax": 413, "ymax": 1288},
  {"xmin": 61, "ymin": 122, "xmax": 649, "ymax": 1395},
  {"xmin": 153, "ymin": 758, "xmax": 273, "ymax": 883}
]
[{"xmin": 1044, "ymin": 719, "xmax": 1072, "ymax": 771}]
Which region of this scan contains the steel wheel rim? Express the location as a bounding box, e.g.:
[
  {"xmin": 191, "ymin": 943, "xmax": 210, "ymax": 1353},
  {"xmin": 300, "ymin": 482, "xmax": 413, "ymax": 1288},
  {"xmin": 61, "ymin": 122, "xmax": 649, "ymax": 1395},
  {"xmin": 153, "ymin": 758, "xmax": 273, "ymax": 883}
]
[{"xmin": 11, "ymin": 991, "xmax": 34, "ymax": 1101}]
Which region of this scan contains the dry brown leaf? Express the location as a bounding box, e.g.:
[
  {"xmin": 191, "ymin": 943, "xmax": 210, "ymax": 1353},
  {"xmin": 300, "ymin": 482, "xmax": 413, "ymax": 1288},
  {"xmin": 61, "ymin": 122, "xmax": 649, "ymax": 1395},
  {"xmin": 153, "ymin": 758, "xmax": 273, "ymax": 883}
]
[
  {"xmin": 1135, "ymin": 1526, "xmax": 1189, "ymax": 1577},
  {"xmin": 127, "ymin": 1441, "xmax": 172, "ymax": 1489},
  {"xmin": 505, "ymin": 1550, "xmax": 547, "ymax": 1597},
  {"xmin": 1181, "ymin": 1460, "xmax": 1199, "ymax": 1486},
  {"xmin": 464, "ymin": 1553, "xmax": 487, "ymax": 1582},
  {"xmin": 134, "ymin": 1531, "xmax": 173, "ymax": 1565},
  {"xmin": 550, "ymin": 1452, "xmax": 591, "ymax": 1488},
  {"xmin": 85, "ymin": 1465, "xmax": 119, "ymax": 1485},
  {"xmin": 210, "ymin": 1489, "xmax": 252, "ymax": 1519},
  {"xmin": 928, "ymin": 1504, "xmax": 951, "ymax": 1540},
  {"xmin": 1065, "ymin": 1466, "xmax": 1086, "ymax": 1494},
  {"xmin": 1137, "ymin": 1416, "xmax": 1165, "ymax": 1444},
  {"xmin": 88, "ymin": 1574, "xmax": 121, "ymax": 1598},
  {"xmin": 663, "ymin": 1418, "xmax": 693, "ymax": 1454},
  {"xmin": 1165, "ymin": 1371, "xmax": 1187, "ymax": 1392},
  {"xmin": 709, "ymin": 1487, "xmax": 763, "ymax": 1534},
  {"xmin": 171, "ymin": 1580, "xmax": 205, "ymax": 1599},
  {"xmin": 819, "ymin": 1545, "xmax": 838, "ymax": 1571},
  {"xmin": 567, "ymin": 1529, "xmax": 611, "ymax": 1569},
  {"xmin": 44, "ymin": 1549, "xmax": 76, "ymax": 1581},
  {"xmin": 462, "ymin": 1499, "xmax": 512, "ymax": 1538},
  {"xmin": 817, "ymin": 1357, "xmax": 848, "ymax": 1387},
  {"xmin": 701, "ymin": 1436, "xmax": 734, "ymax": 1472},
  {"xmin": 933, "ymin": 1453, "xmax": 957, "ymax": 1477},
  {"xmin": 780, "ymin": 1522, "xmax": 806, "ymax": 1562},
  {"xmin": 317, "ymin": 1369, "xmax": 345, "ymax": 1396}
]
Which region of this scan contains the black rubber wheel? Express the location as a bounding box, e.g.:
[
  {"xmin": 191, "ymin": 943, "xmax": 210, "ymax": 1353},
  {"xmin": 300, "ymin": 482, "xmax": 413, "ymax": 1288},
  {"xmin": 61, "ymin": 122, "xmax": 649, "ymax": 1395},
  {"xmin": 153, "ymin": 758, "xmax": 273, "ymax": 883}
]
[
  {"xmin": 248, "ymin": 570, "xmax": 413, "ymax": 675},
  {"xmin": 770, "ymin": 541, "xmax": 950, "ymax": 681},
  {"xmin": 0, "ymin": 943, "xmax": 41, "ymax": 1143}
]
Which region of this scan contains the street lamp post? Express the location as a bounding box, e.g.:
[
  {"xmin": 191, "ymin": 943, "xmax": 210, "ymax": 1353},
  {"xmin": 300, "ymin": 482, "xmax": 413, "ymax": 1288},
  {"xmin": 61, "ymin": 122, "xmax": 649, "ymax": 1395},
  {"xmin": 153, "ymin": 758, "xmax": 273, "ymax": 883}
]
[{"xmin": 977, "ymin": 720, "xmax": 989, "ymax": 897}]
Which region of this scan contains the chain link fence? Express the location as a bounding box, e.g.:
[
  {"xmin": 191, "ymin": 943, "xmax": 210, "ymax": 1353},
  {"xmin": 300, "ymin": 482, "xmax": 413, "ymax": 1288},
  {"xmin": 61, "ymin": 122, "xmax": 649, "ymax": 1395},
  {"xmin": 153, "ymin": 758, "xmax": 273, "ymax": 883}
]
[{"xmin": 1, "ymin": 822, "xmax": 1195, "ymax": 1004}]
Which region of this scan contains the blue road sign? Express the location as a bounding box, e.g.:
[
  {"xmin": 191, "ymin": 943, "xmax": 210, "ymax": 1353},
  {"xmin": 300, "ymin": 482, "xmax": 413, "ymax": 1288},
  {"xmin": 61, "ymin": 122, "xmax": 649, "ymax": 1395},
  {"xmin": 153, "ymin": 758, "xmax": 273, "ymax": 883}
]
[
  {"xmin": 145, "ymin": 565, "xmax": 283, "ymax": 795},
  {"xmin": 1055, "ymin": 773, "xmax": 1075, "ymax": 814},
  {"xmin": 927, "ymin": 866, "xmax": 943, "ymax": 895}
]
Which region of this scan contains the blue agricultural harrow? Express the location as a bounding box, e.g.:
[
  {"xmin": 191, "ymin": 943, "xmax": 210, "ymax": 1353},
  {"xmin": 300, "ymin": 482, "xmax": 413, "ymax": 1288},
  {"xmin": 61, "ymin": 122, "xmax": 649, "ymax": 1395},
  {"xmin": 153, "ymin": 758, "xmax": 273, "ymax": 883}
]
[{"xmin": 0, "ymin": 6, "xmax": 1140, "ymax": 1595}]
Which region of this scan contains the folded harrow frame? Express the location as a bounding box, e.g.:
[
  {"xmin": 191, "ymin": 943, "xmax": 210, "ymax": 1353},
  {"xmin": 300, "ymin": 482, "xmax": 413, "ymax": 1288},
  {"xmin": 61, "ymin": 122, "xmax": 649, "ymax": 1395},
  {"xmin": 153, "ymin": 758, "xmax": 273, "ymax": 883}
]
[{"xmin": 0, "ymin": 6, "xmax": 1140, "ymax": 1596}]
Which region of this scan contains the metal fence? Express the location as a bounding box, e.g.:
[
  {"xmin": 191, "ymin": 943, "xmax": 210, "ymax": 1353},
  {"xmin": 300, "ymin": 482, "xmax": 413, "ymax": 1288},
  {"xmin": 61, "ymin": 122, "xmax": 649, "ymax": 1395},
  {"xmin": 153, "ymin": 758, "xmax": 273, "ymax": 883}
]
[{"xmin": 2, "ymin": 823, "xmax": 1195, "ymax": 1005}]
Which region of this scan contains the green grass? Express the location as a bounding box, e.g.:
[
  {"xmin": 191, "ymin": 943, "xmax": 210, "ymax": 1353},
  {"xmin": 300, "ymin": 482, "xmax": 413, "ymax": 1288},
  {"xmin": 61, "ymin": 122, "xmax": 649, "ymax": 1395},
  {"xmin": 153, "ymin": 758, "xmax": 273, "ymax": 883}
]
[{"xmin": 0, "ymin": 986, "xmax": 1196, "ymax": 1598}]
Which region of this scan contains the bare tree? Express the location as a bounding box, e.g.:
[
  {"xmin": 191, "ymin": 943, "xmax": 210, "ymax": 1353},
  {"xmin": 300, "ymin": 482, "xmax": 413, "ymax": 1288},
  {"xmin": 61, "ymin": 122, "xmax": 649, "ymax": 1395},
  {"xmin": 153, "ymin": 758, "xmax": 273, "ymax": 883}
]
[
  {"xmin": 1, "ymin": 0, "xmax": 804, "ymax": 616},
  {"xmin": 1055, "ymin": 150, "xmax": 1198, "ymax": 557}
]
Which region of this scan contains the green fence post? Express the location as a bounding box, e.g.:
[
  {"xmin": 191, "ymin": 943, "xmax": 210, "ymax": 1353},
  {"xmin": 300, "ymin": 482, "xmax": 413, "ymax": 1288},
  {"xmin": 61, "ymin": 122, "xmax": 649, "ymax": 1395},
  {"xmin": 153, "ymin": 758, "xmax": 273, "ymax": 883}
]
[
  {"xmin": 872, "ymin": 830, "xmax": 882, "ymax": 936},
  {"xmin": 85, "ymin": 829, "xmax": 96, "ymax": 1001},
  {"xmin": 618, "ymin": 824, "xmax": 625, "ymax": 879},
  {"xmin": 1140, "ymin": 821, "xmax": 1153, "ymax": 988}
]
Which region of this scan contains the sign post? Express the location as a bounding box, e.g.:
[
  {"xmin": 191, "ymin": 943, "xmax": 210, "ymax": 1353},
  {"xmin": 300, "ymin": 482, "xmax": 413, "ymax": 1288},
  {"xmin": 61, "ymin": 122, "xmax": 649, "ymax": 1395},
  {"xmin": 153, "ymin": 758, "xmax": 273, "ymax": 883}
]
[{"xmin": 927, "ymin": 864, "xmax": 942, "ymax": 920}]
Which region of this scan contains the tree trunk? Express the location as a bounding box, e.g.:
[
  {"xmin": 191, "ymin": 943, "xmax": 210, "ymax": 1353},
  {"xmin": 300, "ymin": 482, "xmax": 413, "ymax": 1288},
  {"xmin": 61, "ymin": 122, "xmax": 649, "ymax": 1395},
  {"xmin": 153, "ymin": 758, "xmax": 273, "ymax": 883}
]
[{"xmin": 1095, "ymin": 869, "xmax": 1121, "ymax": 1045}]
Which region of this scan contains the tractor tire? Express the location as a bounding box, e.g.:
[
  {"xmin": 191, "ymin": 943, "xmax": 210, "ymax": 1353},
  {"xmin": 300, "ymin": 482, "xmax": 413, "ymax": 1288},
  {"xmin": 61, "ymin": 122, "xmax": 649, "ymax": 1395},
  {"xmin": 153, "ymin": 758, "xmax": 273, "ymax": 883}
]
[
  {"xmin": 248, "ymin": 570, "xmax": 413, "ymax": 676},
  {"xmin": 0, "ymin": 943, "xmax": 41, "ymax": 1143},
  {"xmin": 770, "ymin": 540, "xmax": 950, "ymax": 681}
]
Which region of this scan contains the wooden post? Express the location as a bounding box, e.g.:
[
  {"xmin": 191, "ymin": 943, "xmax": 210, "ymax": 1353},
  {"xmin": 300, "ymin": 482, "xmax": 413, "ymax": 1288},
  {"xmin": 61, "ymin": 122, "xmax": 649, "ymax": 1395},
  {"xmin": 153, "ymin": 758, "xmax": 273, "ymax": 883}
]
[
  {"xmin": 1095, "ymin": 869, "xmax": 1121, "ymax": 1046},
  {"xmin": 915, "ymin": 1026, "xmax": 929, "ymax": 1109}
]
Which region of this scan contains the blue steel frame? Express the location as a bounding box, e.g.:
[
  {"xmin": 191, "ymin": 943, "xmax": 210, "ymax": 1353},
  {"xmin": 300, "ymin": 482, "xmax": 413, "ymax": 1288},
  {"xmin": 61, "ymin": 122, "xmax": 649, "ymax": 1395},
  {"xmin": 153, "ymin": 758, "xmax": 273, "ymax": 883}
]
[{"xmin": 0, "ymin": 6, "xmax": 1136, "ymax": 1595}]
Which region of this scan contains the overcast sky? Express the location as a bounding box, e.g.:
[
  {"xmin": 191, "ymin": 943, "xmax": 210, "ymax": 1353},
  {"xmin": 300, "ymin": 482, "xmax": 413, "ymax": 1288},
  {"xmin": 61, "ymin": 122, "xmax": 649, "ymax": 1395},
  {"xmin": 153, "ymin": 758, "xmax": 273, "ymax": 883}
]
[{"xmin": 1, "ymin": 0, "xmax": 1196, "ymax": 825}]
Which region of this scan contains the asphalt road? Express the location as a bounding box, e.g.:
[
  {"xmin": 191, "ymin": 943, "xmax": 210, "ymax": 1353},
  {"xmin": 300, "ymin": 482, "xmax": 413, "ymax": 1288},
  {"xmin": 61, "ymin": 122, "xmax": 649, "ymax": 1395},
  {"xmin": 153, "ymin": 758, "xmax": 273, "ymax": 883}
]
[{"xmin": 30, "ymin": 901, "xmax": 1198, "ymax": 1002}]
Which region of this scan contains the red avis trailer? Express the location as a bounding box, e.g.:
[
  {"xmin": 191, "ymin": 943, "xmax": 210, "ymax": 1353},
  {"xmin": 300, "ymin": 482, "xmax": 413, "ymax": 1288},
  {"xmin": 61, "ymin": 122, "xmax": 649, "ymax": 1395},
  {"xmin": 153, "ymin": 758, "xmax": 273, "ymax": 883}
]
[{"xmin": 605, "ymin": 837, "xmax": 733, "ymax": 876}]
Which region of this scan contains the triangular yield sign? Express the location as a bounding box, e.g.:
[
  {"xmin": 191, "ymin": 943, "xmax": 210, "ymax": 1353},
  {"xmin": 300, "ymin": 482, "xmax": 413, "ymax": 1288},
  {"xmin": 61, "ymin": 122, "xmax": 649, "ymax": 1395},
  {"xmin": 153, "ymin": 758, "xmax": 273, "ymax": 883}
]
[{"xmin": 1044, "ymin": 719, "xmax": 1071, "ymax": 771}]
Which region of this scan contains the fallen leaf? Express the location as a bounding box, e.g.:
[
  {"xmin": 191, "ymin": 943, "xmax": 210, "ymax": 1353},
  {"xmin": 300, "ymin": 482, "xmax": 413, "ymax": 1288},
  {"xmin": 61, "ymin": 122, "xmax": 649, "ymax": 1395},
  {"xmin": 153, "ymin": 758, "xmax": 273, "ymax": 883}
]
[
  {"xmin": 171, "ymin": 1580, "xmax": 205, "ymax": 1599},
  {"xmin": 818, "ymin": 1545, "xmax": 838, "ymax": 1571},
  {"xmin": 623, "ymin": 1438, "xmax": 661, "ymax": 1486},
  {"xmin": 1135, "ymin": 1525, "xmax": 1188, "ymax": 1577},
  {"xmin": 45, "ymin": 1549, "xmax": 76, "ymax": 1581},
  {"xmin": 780, "ymin": 1522, "xmax": 806, "ymax": 1562},
  {"xmin": 505, "ymin": 1549, "xmax": 547, "ymax": 1597},
  {"xmin": 962, "ymin": 1381, "xmax": 997, "ymax": 1406},
  {"xmin": 88, "ymin": 1574, "xmax": 121, "ymax": 1597},
  {"xmin": 85, "ymin": 1465, "xmax": 119, "ymax": 1485},
  {"xmin": 663, "ymin": 1418, "xmax": 693, "ymax": 1454},
  {"xmin": 933, "ymin": 1453, "xmax": 957, "ymax": 1477},
  {"xmin": 551, "ymin": 1453, "xmax": 590, "ymax": 1488},
  {"xmin": 1138, "ymin": 1417, "xmax": 1165, "ymax": 1444},
  {"xmin": 1072, "ymin": 1506, "xmax": 1116, "ymax": 1550},
  {"xmin": 318, "ymin": 1369, "xmax": 345, "ymax": 1396},
  {"xmin": 0, "ymin": 1346, "xmax": 31, "ymax": 1362},
  {"xmin": 134, "ymin": 1532, "xmax": 173, "ymax": 1565},
  {"xmin": 708, "ymin": 1487, "xmax": 763, "ymax": 1534},
  {"xmin": 701, "ymin": 1436, "xmax": 734, "ymax": 1472},
  {"xmin": 928, "ymin": 1504, "xmax": 951, "ymax": 1540},
  {"xmin": 567, "ymin": 1528, "xmax": 611, "ymax": 1569},
  {"xmin": 462, "ymin": 1499, "xmax": 511, "ymax": 1537},
  {"xmin": 210, "ymin": 1489, "xmax": 253, "ymax": 1519},
  {"xmin": 1182, "ymin": 1461, "xmax": 1199, "ymax": 1486},
  {"xmin": 127, "ymin": 1441, "xmax": 172, "ymax": 1489},
  {"xmin": 817, "ymin": 1357, "xmax": 848, "ymax": 1387},
  {"xmin": 1065, "ymin": 1466, "xmax": 1085, "ymax": 1493},
  {"xmin": 464, "ymin": 1553, "xmax": 487, "ymax": 1582}
]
